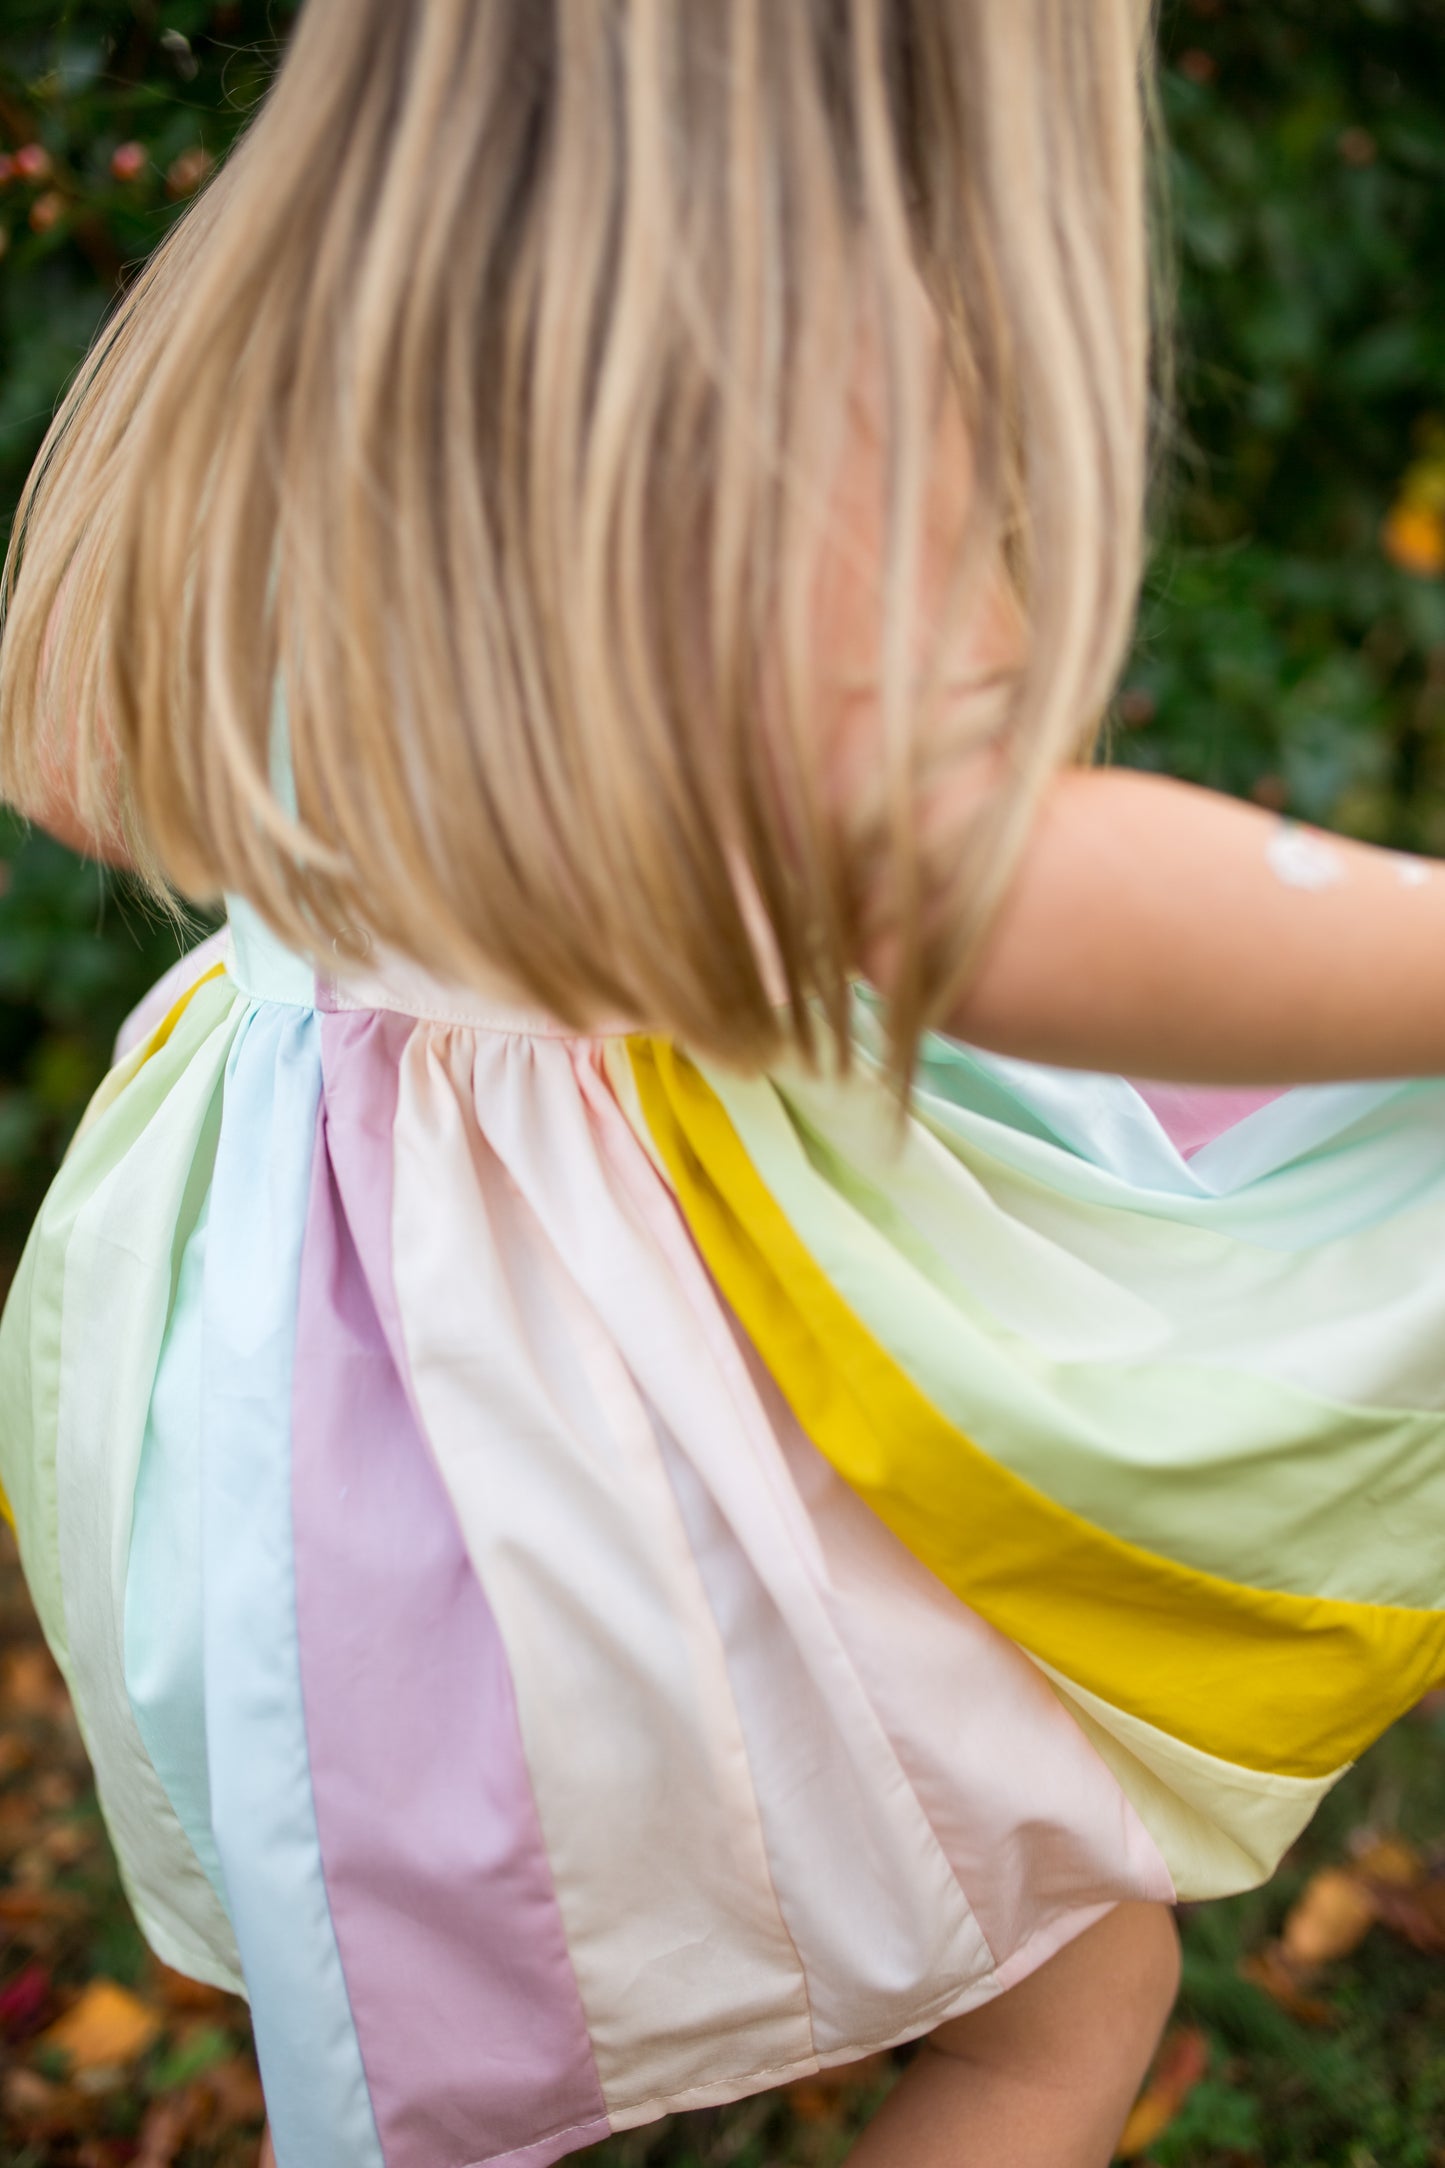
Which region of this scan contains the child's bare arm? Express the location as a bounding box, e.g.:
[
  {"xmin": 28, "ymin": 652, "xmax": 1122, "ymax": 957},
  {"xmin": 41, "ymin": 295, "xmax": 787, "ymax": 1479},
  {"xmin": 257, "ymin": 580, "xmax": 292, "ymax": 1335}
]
[{"xmin": 934, "ymin": 765, "xmax": 1445, "ymax": 1085}]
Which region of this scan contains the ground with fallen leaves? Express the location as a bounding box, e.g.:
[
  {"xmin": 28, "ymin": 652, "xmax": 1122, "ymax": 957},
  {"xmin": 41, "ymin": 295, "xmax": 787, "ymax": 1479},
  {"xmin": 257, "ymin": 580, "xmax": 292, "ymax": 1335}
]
[
  {"xmin": 0, "ymin": 1526, "xmax": 265, "ymax": 2168},
  {"xmin": 3, "ymin": 1521, "xmax": 1444, "ymax": 2168}
]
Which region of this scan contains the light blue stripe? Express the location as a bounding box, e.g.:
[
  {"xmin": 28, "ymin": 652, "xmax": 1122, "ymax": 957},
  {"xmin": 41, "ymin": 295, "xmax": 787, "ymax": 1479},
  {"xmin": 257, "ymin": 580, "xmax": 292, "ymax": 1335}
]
[
  {"xmin": 957, "ymin": 1048, "xmax": 1405, "ymax": 1201},
  {"xmin": 200, "ymin": 1004, "xmax": 384, "ymax": 2168},
  {"xmin": 125, "ymin": 1181, "xmax": 228, "ymax": 1906},
  {"xmin": 838, "ymin": 999, "xmax": 1445, "ymax": 1249},
  {"xmin": 906, "ymin": 1064, "xmax": 1445, "ymax": 1249}
]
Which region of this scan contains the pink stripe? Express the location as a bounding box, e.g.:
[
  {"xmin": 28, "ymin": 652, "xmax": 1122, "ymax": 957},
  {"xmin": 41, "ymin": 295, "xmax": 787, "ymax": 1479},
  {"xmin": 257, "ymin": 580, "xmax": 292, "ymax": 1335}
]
[
  {"xmin": 1131, "ymin": 1080, "xmax": 1288, "ymax": 1159},
  {"xmin": 290, "ymin": 1010, "xmax": 609, "ymax": 2168}
]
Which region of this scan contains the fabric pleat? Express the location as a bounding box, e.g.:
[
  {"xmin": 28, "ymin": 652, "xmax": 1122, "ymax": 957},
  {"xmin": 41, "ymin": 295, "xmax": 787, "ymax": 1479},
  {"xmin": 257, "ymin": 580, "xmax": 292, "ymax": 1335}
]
[
  {"xmin": 125, "ymin": 1184, "xmax": 228, "ymax": 1908},
  {"xmin": 630, "ymin": 1044, "xmax": 1445, "ymax": 1779},
  {"xmin": 296, "ymin": 1008, "xmax": 610, "ymax": 2168},
  {"xmin": 198, "ymin": 1003, "xmax": 384, "ymax": 2168},
  {"xmin": 2, "ymin": 899, "xmax": 1444, "ymax": 2167},
  {"xmin": 40, "ymin": 978, "xmax": 241, "ymax": 1987},
  {"xmin": 388, "ymin": 1024, "xmax": 823, "ymax": 2120}
]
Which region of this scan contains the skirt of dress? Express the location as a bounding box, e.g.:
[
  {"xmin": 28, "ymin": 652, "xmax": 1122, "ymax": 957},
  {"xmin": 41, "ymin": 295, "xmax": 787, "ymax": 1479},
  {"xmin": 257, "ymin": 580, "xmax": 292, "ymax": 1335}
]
[{"xmin": 3, "ymin": 896, "xmax": 1445, "ymax": 2168}]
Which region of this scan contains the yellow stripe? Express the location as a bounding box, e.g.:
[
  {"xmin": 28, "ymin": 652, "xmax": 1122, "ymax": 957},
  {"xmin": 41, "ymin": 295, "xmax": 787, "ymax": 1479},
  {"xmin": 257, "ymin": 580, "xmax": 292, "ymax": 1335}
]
[
  {"xmin": 74, "ymin": 961, "xmax": 231, "ymax": 1147},
  {"xmin": 630, "ymin": 1039, "xmax": 1445, "ymax": 1781},
  {"xmin": 144, "ymin": 961, "xmax": 228, "ymax": 1059}
]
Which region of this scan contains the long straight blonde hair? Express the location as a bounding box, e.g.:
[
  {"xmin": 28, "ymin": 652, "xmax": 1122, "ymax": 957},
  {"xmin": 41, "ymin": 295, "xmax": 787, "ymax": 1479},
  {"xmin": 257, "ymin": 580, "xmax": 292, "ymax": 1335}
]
[{"xmin": 0, "ymin": 0, "xmax": 1153, "ymax": 1076}]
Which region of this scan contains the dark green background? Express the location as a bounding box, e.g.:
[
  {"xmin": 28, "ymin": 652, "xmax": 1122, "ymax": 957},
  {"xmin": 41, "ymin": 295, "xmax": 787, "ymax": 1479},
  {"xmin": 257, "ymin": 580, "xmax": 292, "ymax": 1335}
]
[
  {"xmin": 2, "ymin": 9, "xmax": 1445, "ymax": 2167},
  {"xmin": 0, "ymin": 1, "xmax": 292, "ymax": 1228},
  {"xmin": 0, "ymin": 0, "xmax": 1442, "ymax": 1224}
]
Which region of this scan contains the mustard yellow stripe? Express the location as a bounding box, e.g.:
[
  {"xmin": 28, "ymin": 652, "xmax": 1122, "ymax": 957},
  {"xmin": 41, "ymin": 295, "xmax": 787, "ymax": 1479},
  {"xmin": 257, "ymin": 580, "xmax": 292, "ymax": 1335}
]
[
  {"xmin": 75, "ymin": 964, "xmax": 232, "ymax": 1149},
  {"xmin": 630, "ymin": 1039, "xmax": 1445, "ymax": 1781},
  {"xmin": 145, "ymin": 962, "xmax": 228, "ymax": 1058}
]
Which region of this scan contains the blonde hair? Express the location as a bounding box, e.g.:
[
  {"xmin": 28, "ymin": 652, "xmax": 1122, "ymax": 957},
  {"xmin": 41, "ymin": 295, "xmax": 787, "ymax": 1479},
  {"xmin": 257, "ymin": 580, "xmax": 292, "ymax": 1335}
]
[{"xmin": 0, "ymin": 0, "xmax": 1153, "ymax": 1076}]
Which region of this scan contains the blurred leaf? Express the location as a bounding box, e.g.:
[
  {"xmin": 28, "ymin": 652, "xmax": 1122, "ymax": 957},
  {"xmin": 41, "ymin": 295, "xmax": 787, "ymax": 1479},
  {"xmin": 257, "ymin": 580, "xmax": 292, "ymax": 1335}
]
[
  {"xmin": 0, "ymin": 1961, "xmax": 53, "ymax": 2044},
  {"xmin": 1116, "ymin": 2025, "xmax": 1211, "ymax": 2157},
  {"xmin": 1280, "ymin": 1868, "xmax": 1380, "ymax": 1969},
  {"xmin": 1238, "ymin": 1944, "xmax": 1340, "ymax": 2029},
  {"xmin": 37, "ymin": 1979, "xmax": 164, "ymax": 2075},
  {"xmin": 1366, "ymin": 1869, "xmax": 1445, "ymax": 1957},
  {"xmin": 783, "ymin": 2053, "xmax": 891, "ymax": 2128}
]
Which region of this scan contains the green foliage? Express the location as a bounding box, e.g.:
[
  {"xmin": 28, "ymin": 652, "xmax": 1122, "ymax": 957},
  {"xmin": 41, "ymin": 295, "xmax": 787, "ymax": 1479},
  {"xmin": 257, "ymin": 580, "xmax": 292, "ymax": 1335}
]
[
  {"xmin": 1155, "ymin": 1715, "xmax": 1445, "ymax": 2167},
  {"xmin": 0, "ymin": 4, "xmax": 298, "ymax": 1230},
  {"xmin": 0, "ymin": 18, "xmax": 1442, "ymax": 2162},
  {"xmin": 1123, "ymin": 0, "xmax": 1445, "ymax": 855},
  {"xmin": 0, "ymin": 0, "xmax": 1440, "ymax": 1212},
  {"xmin": 0, "ymin": 8, "xmax": 1438, "ymax": 1118}
]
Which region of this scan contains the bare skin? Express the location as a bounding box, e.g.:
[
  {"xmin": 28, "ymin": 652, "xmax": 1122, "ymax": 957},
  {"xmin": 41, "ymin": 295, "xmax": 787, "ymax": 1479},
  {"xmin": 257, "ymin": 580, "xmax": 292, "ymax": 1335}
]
[
  {"xmin": 818, "ymin": 329, "xmax": 1445, "ymax": 1090},
  {"xmin": 933, "ymin": 765, "xmax": 1445, "ymax": 1084},
  {"xmin": 35, "ymin": 752, "xmax": 1445, "ymax": 1087},
  {"xmin": 847, "ymin": 1902, "xmax": 1180, "ymax": 2168}
]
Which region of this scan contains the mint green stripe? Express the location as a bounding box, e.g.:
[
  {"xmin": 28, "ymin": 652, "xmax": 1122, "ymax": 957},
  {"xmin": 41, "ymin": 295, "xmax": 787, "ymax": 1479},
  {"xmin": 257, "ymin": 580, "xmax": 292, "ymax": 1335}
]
[
  {"xmin": 124, "ymin": 1166, "xmax": 229, "ymax": 1909},
  {"xmin": 698, "ymin": 1056, "xmax": 1445, "ymax": 1612},
  {"xmin": 0, "ymin": 975, "xmax": 246, "ymax": 1988},
  {"xmin": 915, "ymin": 1072, "xmax": 1445, "ymax": 1252},
  {"xmin": 851, "ymin": 997, "xmax": 1445, "ymax": 1251},
  {"xmin": 0, "ymin": 979, "xmax": 236, "ymax": 1678},
  {"xmin": 799, "ymin": 1060, "xmax": 1445, "ymax": 1415},
  {"xmin": 55, "ymin": 977, "xmax": 244, "ymax": 1988}
]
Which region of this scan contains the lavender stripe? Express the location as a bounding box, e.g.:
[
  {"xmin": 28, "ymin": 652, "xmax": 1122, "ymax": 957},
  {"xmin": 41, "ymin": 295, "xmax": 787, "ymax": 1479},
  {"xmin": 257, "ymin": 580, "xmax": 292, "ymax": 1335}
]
[{"xmin": 290, "ymin": 1009, "xmax": 608, "ymax": 2168}]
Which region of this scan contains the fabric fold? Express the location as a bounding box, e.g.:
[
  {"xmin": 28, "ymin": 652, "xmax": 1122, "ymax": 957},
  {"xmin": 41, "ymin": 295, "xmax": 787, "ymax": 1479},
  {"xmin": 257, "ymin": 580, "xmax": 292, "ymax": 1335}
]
[{"xmin": 5, "ymin": 899, "xmax": 1445, "ymax": 2165}]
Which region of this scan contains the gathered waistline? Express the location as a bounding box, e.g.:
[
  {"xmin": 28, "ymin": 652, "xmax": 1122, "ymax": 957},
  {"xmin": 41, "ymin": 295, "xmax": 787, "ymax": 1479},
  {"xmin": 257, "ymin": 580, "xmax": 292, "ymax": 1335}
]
[{"xmin": 222, "ymin": 898, "xmax": 640, "ymax": 1038}]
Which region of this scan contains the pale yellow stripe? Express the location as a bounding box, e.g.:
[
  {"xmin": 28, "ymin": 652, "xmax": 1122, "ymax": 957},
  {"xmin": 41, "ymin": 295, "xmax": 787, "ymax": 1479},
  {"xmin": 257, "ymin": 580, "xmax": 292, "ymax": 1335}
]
[{"xmin": 1028, "ymin": 1660, "xmax": 1339, "ymax": 1901}]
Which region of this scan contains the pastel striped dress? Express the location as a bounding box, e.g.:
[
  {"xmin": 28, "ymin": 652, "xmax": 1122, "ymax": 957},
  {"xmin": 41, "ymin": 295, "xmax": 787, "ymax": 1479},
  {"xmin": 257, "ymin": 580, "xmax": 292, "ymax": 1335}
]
[{"xmin": 3, "ymin": 893, "xmax": 1445, "ymax": 2168}]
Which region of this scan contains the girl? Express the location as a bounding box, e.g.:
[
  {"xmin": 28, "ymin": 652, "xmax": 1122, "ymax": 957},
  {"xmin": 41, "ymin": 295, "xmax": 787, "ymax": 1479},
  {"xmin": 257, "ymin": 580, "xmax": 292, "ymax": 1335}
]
[{"xmin": 1, "ymin": 5, "xmax": 1443, "ymax": 2165}]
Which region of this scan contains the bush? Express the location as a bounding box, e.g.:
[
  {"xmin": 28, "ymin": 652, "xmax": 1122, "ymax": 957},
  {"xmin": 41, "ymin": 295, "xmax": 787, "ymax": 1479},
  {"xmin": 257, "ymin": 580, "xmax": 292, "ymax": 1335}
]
[
  {"xmin": 1123, "ymin": 0, "xmax": 1445, "ymax": 845},
  {"xmin": 0, "ymin": 0, "xmax": 1442, "ymax": 1222},
  {"xmin": 0, "ymin": 3, "xmax": 297, "ymax": 1230}
]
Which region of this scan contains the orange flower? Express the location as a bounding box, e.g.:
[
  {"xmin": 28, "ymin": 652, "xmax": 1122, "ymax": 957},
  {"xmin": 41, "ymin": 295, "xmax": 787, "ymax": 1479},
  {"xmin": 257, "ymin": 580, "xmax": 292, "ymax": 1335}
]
[{"xmin": 1382, "ymin": 500, "xmax": 1445, "ymax": 579}]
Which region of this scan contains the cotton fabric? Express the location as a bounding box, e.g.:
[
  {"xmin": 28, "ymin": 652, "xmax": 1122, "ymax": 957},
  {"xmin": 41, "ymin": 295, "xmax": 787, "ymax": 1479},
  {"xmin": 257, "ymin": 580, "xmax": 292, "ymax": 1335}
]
[{"xmin": 2, "ymin": 899, "xmax": 1443, "ymax": 2168}]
